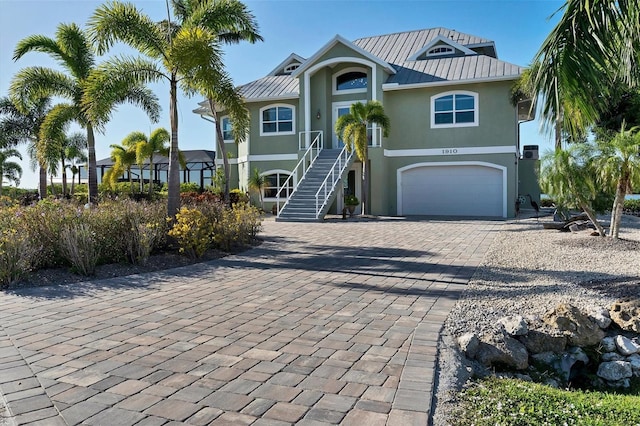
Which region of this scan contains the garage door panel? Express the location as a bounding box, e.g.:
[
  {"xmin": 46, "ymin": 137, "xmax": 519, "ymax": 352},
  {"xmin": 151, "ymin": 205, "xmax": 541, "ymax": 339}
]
[{"xmin": 401, "ymin": 164, "xmax": 503, "ymax": 217}]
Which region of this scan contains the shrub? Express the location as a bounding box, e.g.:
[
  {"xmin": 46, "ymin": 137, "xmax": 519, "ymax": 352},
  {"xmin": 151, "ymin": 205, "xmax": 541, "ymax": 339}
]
[
  {"xmin": 0, "ymin": 226, "xmax": 34, "ymax": 288},
  {"xmin": 168, "ymin": 207, "xmax": 213, "ymax": 258},
  {"xmin": 59, "ymin": 222, "xmax": 100, "ymax": 276},
  {"xmin": 213, "ymin": 203, "xmax": 262, "ymax": 251},
  {"xmin": 229, "ymin": 188, "xmax": 249, "ymax": 205},
  {"xmin": 181, "ymin": 191, "xmax": 221, "ymax": 204},
  {"xmin": 624, "ymin": 198, "xmax": 640, "ymax": 213}
]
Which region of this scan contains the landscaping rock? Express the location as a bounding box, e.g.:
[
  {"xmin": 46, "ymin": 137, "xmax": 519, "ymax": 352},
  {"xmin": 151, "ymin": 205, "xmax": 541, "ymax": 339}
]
[
  {"xmin": 601, "ymin": 352, "xmax": 624, "ymax": 362},
  {"xmin": 597, "ymin": 361, "xmax": 633, "ymax": 381},
  {"xmin": 519, "ymin": 329, "xmax": 566, "ymax": 354},
  {"xmin": 589, "ymin": 307, "xmax": 612, "ymax": 329},
  {"xmin": 498, "ymin": 316, "xmax": 528, "ymax": 336},
  {"xmin": 627, "ymin": 354, "xmax": 640, "ymax": 375},
  {"xmin": 457, "ymin": 333, "xmax": 480, "ymax": 358},
  {"xmin": 600, "ymin": 336, "xmax": 617, "ymax": 352},
  {"xmin": 615, "ymin": 335, "xmax": 640, "ymax": 355},
  {"xmin": 475, "ymin": 329, "xmax": 529, "ymax": 370},
  {"xmin": 610, "ymin": 299, "xmax": 640, "ymax": 332},
  {"xmin": 543, "ymin": 303, "xmax": 605, "ymax": 346}
]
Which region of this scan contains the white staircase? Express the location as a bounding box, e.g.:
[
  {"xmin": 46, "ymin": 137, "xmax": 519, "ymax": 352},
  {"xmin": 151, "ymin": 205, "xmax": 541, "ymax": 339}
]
[{"xmin": 276, "ymin": 143, "xmax": 354, "ymax": 222}]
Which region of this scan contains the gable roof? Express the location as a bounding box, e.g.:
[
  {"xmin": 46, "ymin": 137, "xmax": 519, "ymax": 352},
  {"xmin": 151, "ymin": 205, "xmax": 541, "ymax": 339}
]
[
  {"xmin": 268, "ymin": 53, "xmax": 306, "ymax": 76},
  {"xmin": 291, "ymin": 34, "xmax": 396, "ymax": 77},
  {"xmin": 206, "ymin": 27, "xmax": 521, "ymax": 105}
]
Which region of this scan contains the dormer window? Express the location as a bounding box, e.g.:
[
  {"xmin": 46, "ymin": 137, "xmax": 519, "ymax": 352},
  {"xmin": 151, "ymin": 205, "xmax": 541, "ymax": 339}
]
[
  {"xmin": 333, "ymin": 68, "xmax": 368, "ymax": 95},
  {"xmin": 427, "ymin": 46, "xmax": 454, "ymax": 57},
  {"xmin": 283, "ymin": 63, "xmax": 300, "ymax": 74}
]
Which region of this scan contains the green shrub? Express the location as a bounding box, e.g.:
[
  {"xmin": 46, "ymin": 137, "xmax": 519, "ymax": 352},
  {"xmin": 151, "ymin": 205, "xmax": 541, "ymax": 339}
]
[
  {"xmin": 213, "ymin": 202, "xmax": 262, "ymax": 251},
  {"xmin": 230, "ymin": 188, "xmax": 249, "ymax": 205},
  {"xmin": 0, "ymin": 225, "xmax": 34, "ymax": 288},
  {"xmin": 168, "ymin": 207, "xmax": 213, "ymax": 258},
  {"xmin": 59, "ymin": 222, "xmax": 100, "ymax": 276},
  {"xmin": 624, "ymin": 198, "xmax": 640, "ymax": 213}
]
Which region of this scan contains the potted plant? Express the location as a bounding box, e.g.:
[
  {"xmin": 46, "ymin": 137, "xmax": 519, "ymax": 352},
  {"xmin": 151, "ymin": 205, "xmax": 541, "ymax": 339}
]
[{"xmin": 344, "ymin": 194, "xmax": 359, "ymax": 216}]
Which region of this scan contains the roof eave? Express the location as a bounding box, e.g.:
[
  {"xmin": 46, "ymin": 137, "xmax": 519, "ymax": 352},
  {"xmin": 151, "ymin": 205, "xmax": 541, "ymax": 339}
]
[{"xmin": 382, "ymin": 75, "xmax": 521, "ymax": 91}]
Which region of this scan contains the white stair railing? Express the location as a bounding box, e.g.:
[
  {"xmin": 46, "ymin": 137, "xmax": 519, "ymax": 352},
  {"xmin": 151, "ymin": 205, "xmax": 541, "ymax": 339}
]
[
  {"xmin": 276, "ymin": 131, "xmax": 323, "ymax": 216},
  {"xmin": 314, "ymin": 145, "xmax": 354, "ymax": 219}
]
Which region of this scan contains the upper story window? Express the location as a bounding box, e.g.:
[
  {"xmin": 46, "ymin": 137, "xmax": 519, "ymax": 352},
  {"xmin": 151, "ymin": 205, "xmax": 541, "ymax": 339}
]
[
  {"xmin": 221, "ymin": 116, "xmax": 233, "ymax": 141},
  {"xmin": 431, "ymin": 91, "xmax": 478, "ymax": 128},
  {"xmin": 260, "ymin": 104, "xmax": 295, "ymax": 136},
  {"xmin": 283, "ymin": 63, "xmax": 300, "ymax": 74},
  {"xmin": 427, "ymin": 46, "xmax": 454, "ymax": 57},
  {"xmin": 333, "ymin": 68, "xmax": 368, "ymax": 94}
]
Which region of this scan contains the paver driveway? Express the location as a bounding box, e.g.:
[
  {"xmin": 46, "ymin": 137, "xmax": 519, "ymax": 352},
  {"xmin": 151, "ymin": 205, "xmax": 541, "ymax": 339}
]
[{"xmin": 0, "ymin": 218, "xmax": 500, "ymax": 425}]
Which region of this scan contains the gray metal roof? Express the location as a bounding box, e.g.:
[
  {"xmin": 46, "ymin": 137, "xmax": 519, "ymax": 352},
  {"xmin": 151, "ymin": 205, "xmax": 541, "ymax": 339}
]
[
  {"xmin": 212, "ymin": 28, "xmax": 520, "ymax": 104},
  {"xmin": 238, "ymin": 75, "xmax": 299, "ymax": 101},
  {"xmin": 387, "ymin": 55, "xmax": 523, "ymax": 85},
  {"xmin": 97, "ymin": 150, "xmax": 215, "ymax": 171}
]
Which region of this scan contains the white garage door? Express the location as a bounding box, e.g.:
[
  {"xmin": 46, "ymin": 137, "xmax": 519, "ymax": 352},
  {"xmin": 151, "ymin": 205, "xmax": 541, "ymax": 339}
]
[{"xmin": 400, "ymin": 164, "xmax": 504, "ymax": 217}]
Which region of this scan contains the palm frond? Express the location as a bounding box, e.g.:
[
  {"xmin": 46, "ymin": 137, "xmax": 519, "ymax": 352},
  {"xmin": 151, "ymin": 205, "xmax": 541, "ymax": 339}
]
[
  {"xmin": 9, "ymin": 68, "xmax": 77, "ymax": 112},
  {"xmin": 39, "ymin": 103, "xmax": 81, "ymax": 167},
  {"xmin": 55, "ymin": 23, "xmax": 96, "ymax": 80},
  {"xmin": 187, "ymin": 0, "xmax": 263, "ymax": 44}
]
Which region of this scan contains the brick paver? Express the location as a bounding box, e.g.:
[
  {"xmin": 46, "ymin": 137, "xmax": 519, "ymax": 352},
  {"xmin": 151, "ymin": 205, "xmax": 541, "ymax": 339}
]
[{"xmin": 0, "ymin": 218, "xmax": 499, "ymax": 424}]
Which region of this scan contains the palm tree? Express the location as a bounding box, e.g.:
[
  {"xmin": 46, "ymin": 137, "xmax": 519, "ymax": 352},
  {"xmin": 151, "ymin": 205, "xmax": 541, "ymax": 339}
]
[
  {"xmin": 594, "ymin": 125, "xmax": 640, "ymax": 239},
  {"xmin": 121, "ymin": 128, "xmax": 170, "ymax": 195},
  {"xmin": 10, "ymin": 22, "xmax": 160, "ymax": 205},
  {"xmin": 0, "ymin": 147, "xmax": 23, "ymax": 196},
  {"xmin": 335, "ymin": 100, "xmax": 390, "ymax": 215},
  {"xmin": 107, "ymin": 143, "xmax": 137, "ymax": 193},
  {"xmin": 531, "ymin": 0, "xmax": 640, "ymax": 142},
  {"xmin": 248, "ymin": 167, "xmax": 266, "ymax": 211},
  {"xmin": 88, "ymin": 0, "xmax": 261, "ymax": 218},
  {"xmin": 65, "ymin": 144, "xmax": 88, "ymax": 196},
  {"xmin": 0, "ymin": 96, "xmax": 51, "ymax": 198},
  {"xmin": 59, "ymin": 132, "xmax": 87, "ymax": 196},
  {"xmin": 539, "ymin": 146, "xmax": 606, "ymax": 237}
]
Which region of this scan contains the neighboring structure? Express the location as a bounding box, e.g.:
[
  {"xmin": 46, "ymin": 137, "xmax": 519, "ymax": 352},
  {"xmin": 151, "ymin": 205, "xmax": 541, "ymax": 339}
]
[
  {"xmin": 94, "ymin": 150, "xmax": 216, "ymax": 190},
  {"xmin": 195, "ymin": 27, "xmax": 536, "ymax": 219}
]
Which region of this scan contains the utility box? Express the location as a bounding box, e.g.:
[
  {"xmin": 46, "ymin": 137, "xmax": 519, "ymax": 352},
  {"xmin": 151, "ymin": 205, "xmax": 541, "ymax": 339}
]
[{"xmin": 522, "ymin": 145, "xmax": 539, "ymax": 160}]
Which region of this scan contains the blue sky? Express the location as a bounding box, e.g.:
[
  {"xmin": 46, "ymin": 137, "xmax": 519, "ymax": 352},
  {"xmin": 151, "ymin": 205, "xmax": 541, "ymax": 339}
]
[{"xmin": 0, "ymin": 0, "xmax": 564, "ymax": 189}]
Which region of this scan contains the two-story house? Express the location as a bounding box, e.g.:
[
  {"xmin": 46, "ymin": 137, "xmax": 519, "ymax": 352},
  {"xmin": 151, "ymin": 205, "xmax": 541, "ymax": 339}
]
[{"xmin": 194, "ymin": 27, "xmax": 535, "ymax": 220}]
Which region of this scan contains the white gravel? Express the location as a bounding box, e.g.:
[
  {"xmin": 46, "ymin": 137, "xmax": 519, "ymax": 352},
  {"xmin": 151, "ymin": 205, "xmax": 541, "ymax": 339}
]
[{"xmin": 432, "ymin": 213, "xmax": 640, "ymax": 425}]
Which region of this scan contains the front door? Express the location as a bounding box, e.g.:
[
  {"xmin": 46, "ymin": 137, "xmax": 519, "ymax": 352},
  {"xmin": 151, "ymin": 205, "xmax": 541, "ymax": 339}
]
[{"xmin": 332, "ymin": 100, "xmax": 365, "ymax": 149}]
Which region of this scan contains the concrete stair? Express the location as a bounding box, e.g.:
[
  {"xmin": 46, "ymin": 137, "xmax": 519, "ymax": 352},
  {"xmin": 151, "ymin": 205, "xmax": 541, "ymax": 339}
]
[{"xmin": 276, "ymin": 149, "xmax": 351, "ymax": 222}]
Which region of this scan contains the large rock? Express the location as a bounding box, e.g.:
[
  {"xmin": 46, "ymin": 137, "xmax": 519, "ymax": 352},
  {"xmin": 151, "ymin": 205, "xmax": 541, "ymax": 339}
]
[
  {"xmin": 475, "ymin": 329, "xmax": 529, "ymax": 370},
  {"xmin": 600, "ymin": 336, "xmax": 617, "ymax": 352},
  {"xmin": 519, "ymin": 329, "xmax": 567, "ymax": 354},
  {"xmin": 615, "ymin": 335, "xmax": 640, "ymax": 356},
  {"xmin": 597, "ymin": 361, "xmax": 633, "ymax": 381},
  {"xmin": 610, "ymin": 299, "xmax": 640, "ymax": 332},
  {"xmin": 589, "ymin": 307, "xmax": 612, "ymax": 329},
  {"xmin": 498, "ymin": 316, "xmax": 528, "ymax": 336},
  {"xmin": 457, "ymin": 333, "xmax": 480, "ymax": 358},
  {"xmin": 543, "ymin": 303, "xmax": 605, "ymax": 346},
  {"xmin": 627, "ymin": 354, "xmax": 640, "ymax": 376}
]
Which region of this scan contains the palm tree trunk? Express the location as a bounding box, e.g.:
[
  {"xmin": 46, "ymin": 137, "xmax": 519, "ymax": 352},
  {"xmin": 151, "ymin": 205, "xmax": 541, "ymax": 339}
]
[
  {"xmin": 61, "ymin": 156, "xmax": 68, "ymax": 196},
  {"xmin": 209, "ymin": 101, "xmax": 231, "ymax": 205},
  {"xmin": 70, "ymin": 172, "xmax": 76, "ymax": 195},
  {"xmin": 167, "ymin": 75, "xmax": 181, "ymax": 219},
  {"xmin": 50, "ymin": 174, "xmax": 56, "ymax": 195},
  {"xmin": 581, "ymin": 202, "xmax": 606, "ymax": 237},
  {"xmin": 148, "ymin": 157, "xmax": 155, "ymax": 197},
  {"xmin": 38, "ymin": 162, "xmax": 47, "ymax": 199},
  {"xmin": 361, "ymin": 149, "xmax": 368, "ymax": 215},
  {"xmin": 87, "ymin": 124, "xmax": 98, "ymax": 204},
  {"xmin": 611, "ymin": 177, "xmax": 629, "ymax": 239}
]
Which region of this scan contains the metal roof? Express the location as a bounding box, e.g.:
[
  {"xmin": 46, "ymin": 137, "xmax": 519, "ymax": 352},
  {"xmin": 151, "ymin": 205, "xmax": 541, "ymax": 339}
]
[
  {"xmin": 201, "ymin": 27, "xmax": 520, "ymax": 105},
  {"xmin": 97, "ymin": 150, "xmax": 215, "ymax": 171}
]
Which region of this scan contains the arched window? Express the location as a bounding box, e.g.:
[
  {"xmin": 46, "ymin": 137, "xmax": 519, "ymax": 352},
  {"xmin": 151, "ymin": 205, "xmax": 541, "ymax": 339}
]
[
  {"xmin": 427, "ymin": 46, "xmax": 454, "ymax": 56},
  {"xmin": 263, "ymin": 170, "xmax": 293, "ymax": 199},
  {"xmin": 333, "ymin": 68, "xmax": 368, "ymax": 94},
  {"xmin": 284, "ymin": 63, "xmax": 300, "ymax": 74},
  {"xmin": 260, "ymin": 104, "xmax": 295, "ymax": 136},
  {"xmin": 431, "ymin": 91, "xmax": 478, "ymax": 128}
]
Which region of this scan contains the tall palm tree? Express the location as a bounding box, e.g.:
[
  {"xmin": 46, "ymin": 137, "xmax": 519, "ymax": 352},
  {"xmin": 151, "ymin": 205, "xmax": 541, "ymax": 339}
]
[
  {"xmin": 531, "ymin": 0, "xmax": 640, "ymax": 141},
  {"xmin": 0, "ymin": 96, "xmax": 52, "ymax": 198},
  {"xmin": 0, "ymin": 147, "xmax": 23, "ymax": 196},
  {"xmin": 121, "ymin": 128, "xmax": 170, "ymax": 195},
  {"xmin": 88, "ymin": 0, "xmax": 261, "ymax": 218},
  {"xmin": 10, "ymin": 22, "xmax": 160, "ymax": 204},
  {"xmin": 594, "ymin": 125, "xmax": 640, "ymax": 239},
  {"xmin": 335, "ymin": 100, "xmax": 390, "ymax": 215},
  {"xmin": 539, "ymin": 146, "xmax": 606, "ymax": 237}
]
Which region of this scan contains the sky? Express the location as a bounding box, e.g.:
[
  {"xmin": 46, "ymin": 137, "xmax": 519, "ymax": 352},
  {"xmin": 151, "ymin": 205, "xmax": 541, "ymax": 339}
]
[{"xmin": 0, "ymin": 0, "xmax": 565, "ymax": 189}]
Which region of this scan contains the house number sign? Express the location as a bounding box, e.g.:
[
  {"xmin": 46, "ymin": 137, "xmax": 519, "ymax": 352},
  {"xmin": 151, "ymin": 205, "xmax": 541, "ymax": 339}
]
[{"xmin": 441, "ymin": 148, "xmax": 459, "ymax": 155}]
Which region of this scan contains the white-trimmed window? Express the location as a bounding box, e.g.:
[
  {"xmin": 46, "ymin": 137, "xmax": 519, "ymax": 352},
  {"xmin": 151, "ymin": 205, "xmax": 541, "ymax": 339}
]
[
  {"xmin": 284, "ymin": 63, "xmax": 300, "ymax": 74},
  {"xmin": 431, "ymin": 91, "xmax": 478, "ymax": 128},
  {"xmin": 427, "ymin": 46, "xmax": 454, "ymax": 57},
  {"xmin": 260, "ymin": 104, "xmax": 295, "ymax": 136},
  {"xmin": 221, "ymin": 116, "xmax": 233, "ymax": 142},
  {"xmin": 333, "ymin": 67, "xmax": 368, "ymax": 94},
  {"xmin": 262, "ymin": 170, "xmax": 294, "ymax": 199}
]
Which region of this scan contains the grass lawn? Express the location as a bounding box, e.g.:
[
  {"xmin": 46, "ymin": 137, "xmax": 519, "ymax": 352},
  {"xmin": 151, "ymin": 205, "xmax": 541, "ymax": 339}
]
[{"xmin": 453, "ymin": 378, "xmax": 640, "ymax": 426}]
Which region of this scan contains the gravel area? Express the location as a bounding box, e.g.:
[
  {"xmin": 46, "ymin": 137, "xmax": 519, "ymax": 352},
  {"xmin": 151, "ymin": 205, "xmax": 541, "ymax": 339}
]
[{"xmin": 432, "ymin": 213, "xmax": 640, "ymax": 426}]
